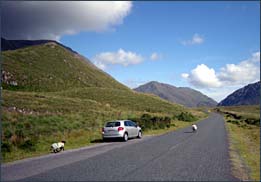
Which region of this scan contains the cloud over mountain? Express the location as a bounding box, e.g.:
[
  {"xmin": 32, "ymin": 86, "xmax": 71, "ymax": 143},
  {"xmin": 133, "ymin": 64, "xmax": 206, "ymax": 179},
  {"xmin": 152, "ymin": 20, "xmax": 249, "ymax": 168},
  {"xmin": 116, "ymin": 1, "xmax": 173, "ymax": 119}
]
[
  {"xmin": 2, "ymin": 1, "xmax": 132, "ymax": 40},
  {"xmin": 182, "ymin": 64, "xmax": 221, "ymax": 88},
  {"xmin": 182, "ymin": 51, "xmax": 260, "ymax": 88},
  {"xmin": 93, "ymin": 49, "xmax": 144, "ymax": 70}
]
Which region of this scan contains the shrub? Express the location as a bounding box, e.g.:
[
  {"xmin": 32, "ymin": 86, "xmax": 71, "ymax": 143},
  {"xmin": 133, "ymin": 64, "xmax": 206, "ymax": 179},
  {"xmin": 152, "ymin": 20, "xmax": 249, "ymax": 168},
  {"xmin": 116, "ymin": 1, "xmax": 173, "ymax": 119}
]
[
  {"xmin": 1, "ymin": 142, "xmax": 12, "ymax": 153},
  {"xmin": 15, "ymin": 129, "xmax": 24, "ymax": 137},
  {"xmin": 227, "ymin": 120, "xmax": 240, "ymax": 125},
  {"xmin": 19, "ymin": 138, "xmax": 37, "ymax": 151},
  {"xmin": 177, "ymin": 112, "xmax": 197, "ymax": 122},
  {"xmin": 4, "ymin": 129, "xmax": 13, "ymax": 139},
  {"xmin": 129, "ymin": 114, "xmax": 172, "ymax": 131},
  {"xmin": 245, "ymin": 119, "xmax": 260, "ymax": 126},
  {"xmin": 141, "ymin": 113, "xmax": 152, "ymax": 121}
]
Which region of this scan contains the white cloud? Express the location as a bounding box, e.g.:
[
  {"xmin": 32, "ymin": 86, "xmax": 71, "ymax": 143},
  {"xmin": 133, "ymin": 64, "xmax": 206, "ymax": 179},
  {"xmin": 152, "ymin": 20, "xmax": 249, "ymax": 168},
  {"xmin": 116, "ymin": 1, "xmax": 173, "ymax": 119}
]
[
  {"xmin": 181, "ymin": 33, "xmax": 204, "ymax": 46},
  {"xmin": 93, "ymin": 49, "xmax": 144, "ymax": 70},
  {"xmin": 182, "ymin": 64, "xmax": 222, "ymax": 88},
  {"xmin": 181, "ymin": 73, "xmax": 189, "ymax": 79},
  {"xmin": 218, "ymin": 52, "xmax": 260, "ymax": 85},
  {"xmin": 182, "ymin": 51, "xmax": 260, "ymax": 89},
  {"xmin": 2, "ymin": 1, "xmax": 132, "ymax": 40},
  {"xmin": 150, "ymin": 52, "xmax": 161, "ymax": 61},
  {"xmin": 251, "ymin": 52, "xmax": 260, "ymax": 62}
]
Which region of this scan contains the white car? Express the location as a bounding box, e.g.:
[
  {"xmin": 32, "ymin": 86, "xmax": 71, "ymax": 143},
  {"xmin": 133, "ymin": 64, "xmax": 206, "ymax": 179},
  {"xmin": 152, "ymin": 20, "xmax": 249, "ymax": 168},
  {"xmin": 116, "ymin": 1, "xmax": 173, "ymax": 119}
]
[{"xmin": 102, "ymin": 120, "xmax": 142, "ymax": 142}]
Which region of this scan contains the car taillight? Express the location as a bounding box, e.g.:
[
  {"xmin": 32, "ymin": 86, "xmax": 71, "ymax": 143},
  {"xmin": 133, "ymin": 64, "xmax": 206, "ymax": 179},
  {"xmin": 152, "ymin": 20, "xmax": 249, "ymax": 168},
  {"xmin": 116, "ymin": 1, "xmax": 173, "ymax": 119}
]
[
  {"xmin": 118, "ymin": 127, "xmax": 124, "ymax": 131},
  {"xmin": 102, "ymin": 128, "xmax": 104, "ymax": 132}
]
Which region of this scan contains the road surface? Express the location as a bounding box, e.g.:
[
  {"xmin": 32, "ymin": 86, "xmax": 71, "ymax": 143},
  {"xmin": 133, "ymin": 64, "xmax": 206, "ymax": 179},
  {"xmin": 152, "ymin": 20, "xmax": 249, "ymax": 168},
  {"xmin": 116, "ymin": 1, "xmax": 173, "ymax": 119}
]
[{"xmin": 1, "ymin": 113, "xmax": 239, "ymax": 181}]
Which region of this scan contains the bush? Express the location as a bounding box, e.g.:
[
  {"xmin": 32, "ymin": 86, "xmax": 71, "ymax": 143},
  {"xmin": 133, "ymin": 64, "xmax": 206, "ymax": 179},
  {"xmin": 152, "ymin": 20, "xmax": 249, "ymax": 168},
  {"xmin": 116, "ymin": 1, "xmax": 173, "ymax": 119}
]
[
  {"xmin": 177, "ymin": 112, "xmax": 197, "ymax": 122},
  {"xmin": 227, "ymin": 120, "xmax": 240, "ymax": 125},
  {"xmin": 245, "ymin": 119, "xmax": 260, "ymax": 126},
  {"xmin": 129, "ymin": 114, "xmax": 172, "ymax": 131},
  {"xmin": 15, "ymin": 129, "xmax": 25, "ymax": 138},
  {"xmin": 1, "ymin": 142, "xmax": 12, "ymax": 153},
  {"xmin": 4, "ymin": 129, "xmax": 13, "ymax": 139},
  {"xmin": 19, "ymin": 138, "xmax": 37, "ymax": 151}
]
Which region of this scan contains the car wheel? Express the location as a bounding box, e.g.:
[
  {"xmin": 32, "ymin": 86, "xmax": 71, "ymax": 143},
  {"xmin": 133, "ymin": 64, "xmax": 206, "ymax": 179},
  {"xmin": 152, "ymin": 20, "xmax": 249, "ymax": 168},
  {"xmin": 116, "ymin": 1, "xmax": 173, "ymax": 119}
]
[
  {"xmin": 123, "ymin": 133, "xmax": 128, "ymax": 142},
  {"xmin": 137, "ymin": 131, "xmax": 142, "ymax": 139}
]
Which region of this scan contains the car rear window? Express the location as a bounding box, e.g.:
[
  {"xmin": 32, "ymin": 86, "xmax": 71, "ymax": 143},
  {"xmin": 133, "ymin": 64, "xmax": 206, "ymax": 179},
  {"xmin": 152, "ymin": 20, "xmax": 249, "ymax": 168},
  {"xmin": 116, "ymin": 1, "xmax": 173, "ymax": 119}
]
[{"xmin": 106, "ymin": 122, "xmax": 121, "ymax": 127}]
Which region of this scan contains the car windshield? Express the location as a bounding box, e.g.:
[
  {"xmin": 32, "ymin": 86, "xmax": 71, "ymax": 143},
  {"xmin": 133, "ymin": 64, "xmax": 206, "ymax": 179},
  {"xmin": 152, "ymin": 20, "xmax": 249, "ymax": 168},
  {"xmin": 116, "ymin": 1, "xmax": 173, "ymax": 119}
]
[{"xmin": 105, "ymin": 122, "xmax": 121, "ymax": 127}]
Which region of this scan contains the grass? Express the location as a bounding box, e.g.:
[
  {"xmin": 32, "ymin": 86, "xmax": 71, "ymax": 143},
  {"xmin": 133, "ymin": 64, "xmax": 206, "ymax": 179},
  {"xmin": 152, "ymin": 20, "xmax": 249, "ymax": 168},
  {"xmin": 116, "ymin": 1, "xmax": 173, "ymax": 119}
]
[
  {"xmin": 2, "ymin": 116, "xmax": 208, "ymax": 164},
  {"xmin": 218, "ymin": 105, "xmax": 260, "ymax": 181},
  {"xmin": 2, "ymin": 110, "xmax": 207, "ymax": 163},
  {"xmin": 2, "ymin": 88, "xmax": 203, "ymax": 163},
  {"xmin": 2, "ymin": 43, "xmax": 128, "ymax": 92},
  {"xmin": 2, "ymin": 129, "xmax": 102, "ymax": 163},
  {"xmin": 216, "ymin": 105, "xmax": 259, "ymax": 124}
]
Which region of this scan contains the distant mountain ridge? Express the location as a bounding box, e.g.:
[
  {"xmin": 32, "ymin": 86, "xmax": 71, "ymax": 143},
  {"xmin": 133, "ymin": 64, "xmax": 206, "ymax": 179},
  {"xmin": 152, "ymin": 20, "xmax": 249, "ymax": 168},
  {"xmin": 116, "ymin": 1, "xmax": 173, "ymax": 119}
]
[
  {"xmin": 218, "ymin": 81, "xmax": 260, "ymax": 106},
  {"xmin": 134, "ymin": 81, "xmax": 217, "ymax": 107}
]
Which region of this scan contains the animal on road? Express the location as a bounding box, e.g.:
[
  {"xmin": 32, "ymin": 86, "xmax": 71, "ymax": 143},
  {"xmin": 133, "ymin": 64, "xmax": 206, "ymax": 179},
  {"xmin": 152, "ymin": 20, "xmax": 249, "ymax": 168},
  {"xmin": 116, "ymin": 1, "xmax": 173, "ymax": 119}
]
[
  {"xmin": 50, "ymin": 141, "xmax": 66, "ymax": 153},
  {"xmin": 192, "ymin": 124, "xmax": 198, "ymax": 133}
]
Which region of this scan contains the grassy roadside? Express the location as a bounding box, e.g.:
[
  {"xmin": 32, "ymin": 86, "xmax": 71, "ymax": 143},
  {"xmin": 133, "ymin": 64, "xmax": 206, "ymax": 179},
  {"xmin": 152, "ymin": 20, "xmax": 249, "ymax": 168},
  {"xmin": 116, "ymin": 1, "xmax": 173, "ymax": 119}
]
[
  {"xmin": 216, "ymin": 106, "xmax": 260, "ymax": 181},
  {"xmin": 2, "ymin": 110, "xmax": 208, "ymax": 163},
  {"xmin": 2, "ymin": 88, "xmax": 209, "ymax": 163},
  {"xmin": 225, "ymin": 122, "xmax": 260, "ymax": 181},
  {"xmin": 143, "ymin": 116, "xmax": 207, "ymax": 136}
]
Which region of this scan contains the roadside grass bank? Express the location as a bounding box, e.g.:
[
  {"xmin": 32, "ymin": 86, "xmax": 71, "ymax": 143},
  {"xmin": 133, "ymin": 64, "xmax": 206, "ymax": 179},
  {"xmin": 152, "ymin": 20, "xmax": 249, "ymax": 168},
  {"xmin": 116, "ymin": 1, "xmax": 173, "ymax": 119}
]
[
  {"xmin": 2, "ymin": 90, "xmax": 207, "ymax": 163},
  {"xmin": 2, "ymin": 115, "xmax": 207, "ymax": 163},
  {"xmin": 143, "ymin": 113, "xmax": 208, "ymax": 136},
  {"xmin": 215, "ymin": 105, "xmax": 260, "ymax": 181}
]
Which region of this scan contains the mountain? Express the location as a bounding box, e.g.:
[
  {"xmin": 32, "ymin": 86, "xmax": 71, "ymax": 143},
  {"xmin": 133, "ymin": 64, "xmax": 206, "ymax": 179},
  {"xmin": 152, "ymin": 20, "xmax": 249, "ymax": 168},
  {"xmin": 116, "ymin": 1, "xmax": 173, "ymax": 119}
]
[
  {"xmin": 218, "ymin": 81, "xmax": 260, "ymax": 106},
  {"xmin": 2, "ymin": 39, "xmax": 186, "ymax": 114},
  {"xmin": 1, "ymin": 37, "xmax": 77, "ymax": 54},
  {"xmin": 134, "ymin": 81, "xmax": 217, "ymax": 107},
  {"xmin": 2, "ymin": 39, "xmax": 128, "ymax": 91}
]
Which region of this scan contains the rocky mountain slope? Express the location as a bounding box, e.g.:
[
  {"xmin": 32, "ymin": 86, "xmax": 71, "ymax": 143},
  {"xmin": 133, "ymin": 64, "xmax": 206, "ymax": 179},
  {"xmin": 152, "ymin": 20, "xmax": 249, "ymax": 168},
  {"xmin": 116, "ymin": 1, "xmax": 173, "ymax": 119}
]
[
  {"xmin": 218, "ymin": 81, "xmax": 260, "ymax": 106},
  {"xmin": 134, "ymin": 81, "xmax": 217, "ymax": 107}
]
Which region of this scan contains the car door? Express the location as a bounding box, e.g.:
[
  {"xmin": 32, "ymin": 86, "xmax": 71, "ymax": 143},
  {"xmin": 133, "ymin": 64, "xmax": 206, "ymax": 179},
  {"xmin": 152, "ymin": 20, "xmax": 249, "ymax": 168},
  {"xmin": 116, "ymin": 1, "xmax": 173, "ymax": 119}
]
[
  {"xmin": 129, "ymin": 121, "xmax": 139, "ymax": 137},
  {"xmin": 124, "ymin": 121, "xmax": 132, "ymax": 136}
]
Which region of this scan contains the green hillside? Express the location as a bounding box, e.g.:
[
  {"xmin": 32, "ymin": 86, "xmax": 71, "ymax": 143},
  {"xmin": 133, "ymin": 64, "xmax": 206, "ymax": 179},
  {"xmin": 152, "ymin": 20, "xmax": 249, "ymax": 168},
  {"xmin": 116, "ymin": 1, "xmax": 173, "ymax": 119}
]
[
  {"xmin": 2, "ymin": 42, "xmax": 128, "ymax": 91},
  {"xmin": 1, "ymin": 42, "xmax": 200, "ymax": 162}
]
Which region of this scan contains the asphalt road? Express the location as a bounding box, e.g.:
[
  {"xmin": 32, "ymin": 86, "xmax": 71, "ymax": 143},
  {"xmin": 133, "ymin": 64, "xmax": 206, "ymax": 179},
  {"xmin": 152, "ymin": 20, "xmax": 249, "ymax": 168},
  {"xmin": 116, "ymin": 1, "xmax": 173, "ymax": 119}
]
[{"xmin": 2, "ymin": 113, "xmax": 239, "ymax": 181}]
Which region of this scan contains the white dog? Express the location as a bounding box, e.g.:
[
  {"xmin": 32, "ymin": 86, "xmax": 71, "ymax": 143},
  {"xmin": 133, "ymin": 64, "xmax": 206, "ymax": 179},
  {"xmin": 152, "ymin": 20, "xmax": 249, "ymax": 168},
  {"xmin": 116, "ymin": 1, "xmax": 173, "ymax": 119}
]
[
  {"xmin": 192, "ymin": 124, "xmax": 197, "ymax": 132},
  {"xmin": 51, "ymin": 141, "xmax": 66, "ymax": 153}
]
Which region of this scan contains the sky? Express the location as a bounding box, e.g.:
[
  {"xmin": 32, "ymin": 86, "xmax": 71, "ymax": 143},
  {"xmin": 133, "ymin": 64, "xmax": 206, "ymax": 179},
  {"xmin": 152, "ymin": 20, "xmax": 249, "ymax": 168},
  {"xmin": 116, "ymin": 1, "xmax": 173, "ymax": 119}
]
[{"xmin": 2, "ymin": 1, "xmax": 260, "ymax": 102}]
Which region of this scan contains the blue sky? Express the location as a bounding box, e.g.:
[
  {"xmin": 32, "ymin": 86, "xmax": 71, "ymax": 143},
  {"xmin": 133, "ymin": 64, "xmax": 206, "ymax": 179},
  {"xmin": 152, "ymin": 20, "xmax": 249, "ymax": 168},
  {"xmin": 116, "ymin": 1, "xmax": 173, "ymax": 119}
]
[{"xmin": 3, "ymin": 1, "xmax": 260, "ymax": 102}]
